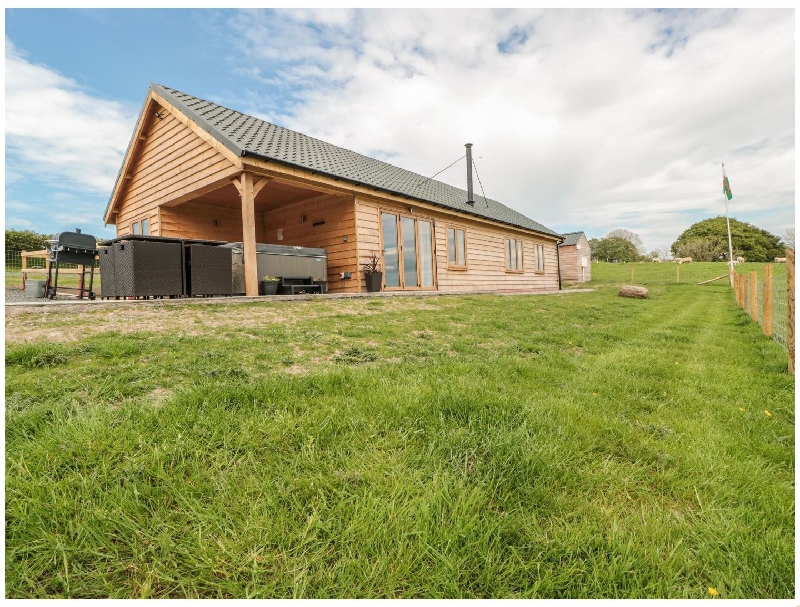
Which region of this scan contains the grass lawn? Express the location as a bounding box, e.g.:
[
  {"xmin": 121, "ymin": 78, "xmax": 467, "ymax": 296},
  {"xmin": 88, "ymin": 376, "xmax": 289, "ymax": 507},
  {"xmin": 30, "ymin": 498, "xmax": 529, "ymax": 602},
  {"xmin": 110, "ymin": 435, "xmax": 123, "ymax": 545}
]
[{"xmin": 5, "ymin": 277, "xmax": 794, "ymax": 598}]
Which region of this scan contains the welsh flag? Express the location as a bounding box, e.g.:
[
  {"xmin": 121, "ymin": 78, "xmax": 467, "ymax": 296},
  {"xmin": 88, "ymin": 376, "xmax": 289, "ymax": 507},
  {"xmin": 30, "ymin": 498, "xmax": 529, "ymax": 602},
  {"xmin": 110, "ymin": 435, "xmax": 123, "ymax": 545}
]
[{"xmin": 722, "ymin": 166, "xmax": 733, "ymax": 200}]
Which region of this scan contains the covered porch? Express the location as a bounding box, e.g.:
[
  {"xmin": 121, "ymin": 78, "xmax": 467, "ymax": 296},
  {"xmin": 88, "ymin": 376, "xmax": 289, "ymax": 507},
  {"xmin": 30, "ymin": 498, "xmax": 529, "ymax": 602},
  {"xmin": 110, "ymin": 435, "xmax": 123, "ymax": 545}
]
[{"xmin": 157, "ymin": 171, "xmax": 358, "ymax": 295}]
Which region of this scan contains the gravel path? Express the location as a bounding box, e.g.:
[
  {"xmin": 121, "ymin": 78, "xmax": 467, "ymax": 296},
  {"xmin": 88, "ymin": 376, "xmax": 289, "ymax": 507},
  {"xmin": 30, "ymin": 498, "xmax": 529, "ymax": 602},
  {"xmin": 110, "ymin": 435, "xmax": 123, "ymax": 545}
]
[{"xmin": 5, "ymin": 287, "xmax": 76, "ymax": 304}]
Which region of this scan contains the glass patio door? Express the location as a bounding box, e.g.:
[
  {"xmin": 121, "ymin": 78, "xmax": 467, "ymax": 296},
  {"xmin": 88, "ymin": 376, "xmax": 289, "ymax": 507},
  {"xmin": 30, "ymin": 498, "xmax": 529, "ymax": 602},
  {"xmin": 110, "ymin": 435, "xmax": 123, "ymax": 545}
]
[
  {"xmin": 380, "ymin": 212, "xmax": 436, "ymax": 290},
  {"xmin": 382, "ymin": 212, "xmax": 401, "ymax": 288}
]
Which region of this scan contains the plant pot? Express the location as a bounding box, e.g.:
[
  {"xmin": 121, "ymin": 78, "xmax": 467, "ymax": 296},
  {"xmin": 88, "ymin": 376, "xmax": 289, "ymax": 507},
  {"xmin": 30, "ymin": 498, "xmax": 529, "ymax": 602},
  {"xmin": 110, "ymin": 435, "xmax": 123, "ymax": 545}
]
[
  {"xmin": 313, "ymin": 280, "xmax": 328, "ymax": 294},
  {"xmin": 365, "ymin": 271, "xmax": 382, "ymax": 293},
  {"xmin": 259, "ymin": 280, "xmax": 280, "ymax": 295}
]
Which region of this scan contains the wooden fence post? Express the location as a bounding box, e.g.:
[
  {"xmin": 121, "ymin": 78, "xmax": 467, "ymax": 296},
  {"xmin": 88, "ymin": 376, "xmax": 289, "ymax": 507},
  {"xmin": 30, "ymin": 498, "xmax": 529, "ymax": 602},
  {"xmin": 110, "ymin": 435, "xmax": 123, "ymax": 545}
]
[
  {"xmin": 738, "ymin": 272, "xmax": 745, "ymax": 308},
  {"xmin": 21, "ymin": 250, "xmax": 27, "ymax": 291},
  {"xmin": 787, "ymin": 249, "xmax": 794, "ymax": 375},
  {"xmin": 749, "ymin": 272, "xmax": 758, "ymax": 322},
  {"xmin": 733, "ymin": 272, "xmax": 738, "ymax": 305},
  {"xmin": 763, "ymin": 265, "xmax": 773, "ymax": 336},
  {"xmin": 744, "ymin": 275, "xmax": 750, "ymax": 316},
  {"xmin": 676, "ymin": 264, "xmax": 680, "ymax": 284}
]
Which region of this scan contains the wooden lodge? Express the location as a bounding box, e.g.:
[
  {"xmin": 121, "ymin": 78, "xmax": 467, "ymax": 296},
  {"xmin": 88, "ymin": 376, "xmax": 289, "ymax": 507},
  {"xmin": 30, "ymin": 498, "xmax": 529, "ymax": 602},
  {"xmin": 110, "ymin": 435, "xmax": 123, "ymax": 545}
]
[{"xmin": 104, "ymin": 84, "xmax": 564, "ymax": 296}]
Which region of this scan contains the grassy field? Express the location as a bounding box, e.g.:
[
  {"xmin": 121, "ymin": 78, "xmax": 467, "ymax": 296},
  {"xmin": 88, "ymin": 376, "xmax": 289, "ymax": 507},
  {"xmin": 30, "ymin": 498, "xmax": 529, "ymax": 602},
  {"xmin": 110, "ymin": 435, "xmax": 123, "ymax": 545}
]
[
  {"xmin": 5, "ymin": 276, "xmax": 794, "ymax": 598},
  {"xmin": 587, "ymin": 260, "xmax": 787, "ymax": 286}
]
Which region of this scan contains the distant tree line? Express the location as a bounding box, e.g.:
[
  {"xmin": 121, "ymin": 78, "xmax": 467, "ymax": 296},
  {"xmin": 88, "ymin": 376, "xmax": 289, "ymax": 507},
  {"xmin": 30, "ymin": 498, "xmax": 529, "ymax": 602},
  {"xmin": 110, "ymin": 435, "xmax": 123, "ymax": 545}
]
[
  {"xmin": 589, "ymin": 218, "xmax": 791, "ymax": 264},
  {"xmin": 589, "ymin": 235, "xmax": 640, "ymax": 263}
]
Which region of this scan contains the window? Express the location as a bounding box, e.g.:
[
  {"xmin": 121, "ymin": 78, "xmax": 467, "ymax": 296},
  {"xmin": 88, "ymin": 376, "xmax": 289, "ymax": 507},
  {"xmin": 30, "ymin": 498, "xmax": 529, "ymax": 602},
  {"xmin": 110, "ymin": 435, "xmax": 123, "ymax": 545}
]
[
  {"xmin": 447, "ymin": 227, "xmax": 467, "ymax": 269},
  {"xmin": 141, "ymin": 218, "xmax": 150, "ymax": 235},
  {"xmin": 505, "ymin": 238, "xmax": 524, "ymax": 272},
  {"xmin": 534, "ymin": 244, "xmax": 545, "ymax": 272},
  {"xmin": 131, "ymin": 221, "xmax": 139, "ymax": 235}
]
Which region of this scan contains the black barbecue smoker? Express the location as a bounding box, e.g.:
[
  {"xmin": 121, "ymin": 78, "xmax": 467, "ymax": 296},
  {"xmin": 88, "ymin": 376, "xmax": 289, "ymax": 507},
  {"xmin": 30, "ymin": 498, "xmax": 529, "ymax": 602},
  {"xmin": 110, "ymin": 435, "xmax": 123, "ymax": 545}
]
[{"xmin": 45, "ymin": 229, "xmax": 98, "ymax": 299}]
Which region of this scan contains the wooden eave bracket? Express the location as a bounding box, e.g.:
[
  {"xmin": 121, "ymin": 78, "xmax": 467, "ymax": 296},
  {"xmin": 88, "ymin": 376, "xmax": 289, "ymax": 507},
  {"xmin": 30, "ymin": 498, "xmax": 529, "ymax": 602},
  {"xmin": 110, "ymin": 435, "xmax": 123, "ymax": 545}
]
[{"xmin": 231, "ymin": 174, "xmax": 271, "ymax": 198}]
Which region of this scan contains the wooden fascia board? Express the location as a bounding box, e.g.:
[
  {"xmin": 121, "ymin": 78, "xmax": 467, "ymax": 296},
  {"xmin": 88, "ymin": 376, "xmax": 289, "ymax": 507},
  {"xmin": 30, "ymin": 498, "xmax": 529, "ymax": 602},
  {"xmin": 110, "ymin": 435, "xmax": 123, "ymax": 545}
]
[
  {"xmin": 104, "ymin": 94, "xmax": 156, "ymax": 225},
  {"xmin": 243, "ymin": 156, "xmax": 561, "ymax": 243}
]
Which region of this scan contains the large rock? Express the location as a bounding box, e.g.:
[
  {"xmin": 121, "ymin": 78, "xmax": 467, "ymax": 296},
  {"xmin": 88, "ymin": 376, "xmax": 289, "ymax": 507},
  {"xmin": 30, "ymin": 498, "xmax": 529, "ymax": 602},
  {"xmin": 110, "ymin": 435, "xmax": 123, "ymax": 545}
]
[{"xmin": 619, "ymin": 285, "xmax": 649, "ymax": 299}]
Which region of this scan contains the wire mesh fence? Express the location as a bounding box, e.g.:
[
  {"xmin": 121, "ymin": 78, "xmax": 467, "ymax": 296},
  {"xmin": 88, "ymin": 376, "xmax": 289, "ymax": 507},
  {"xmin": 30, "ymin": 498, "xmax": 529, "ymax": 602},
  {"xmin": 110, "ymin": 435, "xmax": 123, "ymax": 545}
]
[
  {"xmin": 772, "ymin": 274, "xmax": 788, "ymax": 349},
  {"xmin": 5, "ymin": 248, "xmax": 99, "ymax": 272},
  {"xmin": 733, "ymin": 268, "xmax": 790, "ymax": 351}
]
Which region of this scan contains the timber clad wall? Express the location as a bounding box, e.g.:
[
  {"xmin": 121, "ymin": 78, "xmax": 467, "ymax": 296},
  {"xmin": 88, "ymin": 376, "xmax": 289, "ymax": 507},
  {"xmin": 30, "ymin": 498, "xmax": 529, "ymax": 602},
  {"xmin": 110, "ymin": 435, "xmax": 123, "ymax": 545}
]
[
  {"xmin": 115, "ymin": 105, "xmax": 239, "ymax": 236},
  {"xmin": 160, "ymin": 202, "xmax": 244, "ymax": 242},
  {"xmin": 261, "ymin": 196, "xmax": 358, "ymax": 294},
  {"xmin": 356, "ymin": 198, "xmax": 559, "ymax": 292},
  {"xmin": 559, "ymin": 233, "xmax": 591, "ymax": 283}
]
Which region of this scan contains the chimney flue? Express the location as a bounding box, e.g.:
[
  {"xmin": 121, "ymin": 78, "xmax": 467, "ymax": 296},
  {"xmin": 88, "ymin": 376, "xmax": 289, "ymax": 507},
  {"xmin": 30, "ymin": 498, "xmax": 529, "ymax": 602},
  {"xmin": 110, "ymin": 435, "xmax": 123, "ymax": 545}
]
[{"xmin": 465, "ymin": 143, "xmax": 474, "ymax": 205}]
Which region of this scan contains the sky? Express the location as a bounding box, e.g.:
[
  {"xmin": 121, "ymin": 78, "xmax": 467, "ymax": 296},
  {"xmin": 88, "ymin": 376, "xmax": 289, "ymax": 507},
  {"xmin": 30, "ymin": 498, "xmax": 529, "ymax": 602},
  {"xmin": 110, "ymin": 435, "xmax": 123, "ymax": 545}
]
[{"xmin": 4, "ymin": 8, "xmax": 795, "ymax": 252}]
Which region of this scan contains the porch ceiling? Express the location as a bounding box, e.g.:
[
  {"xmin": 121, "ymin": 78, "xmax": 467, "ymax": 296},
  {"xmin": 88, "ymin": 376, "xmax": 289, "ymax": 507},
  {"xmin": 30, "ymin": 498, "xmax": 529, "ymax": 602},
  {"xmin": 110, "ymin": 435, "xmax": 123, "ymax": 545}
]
[{"xmin": 187, "ymin": 179, "xmax": 331, "ymax": 213}]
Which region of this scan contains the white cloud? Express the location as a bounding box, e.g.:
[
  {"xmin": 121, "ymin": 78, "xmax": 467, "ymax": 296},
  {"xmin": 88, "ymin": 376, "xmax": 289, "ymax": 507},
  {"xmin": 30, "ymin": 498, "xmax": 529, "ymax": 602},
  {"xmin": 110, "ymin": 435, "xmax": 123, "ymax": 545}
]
[
  {"xmin": 5, "ymin": 216, "xmax": 33, "ymax": 228},
  {"xmin": 226, "ymin": 8, "xmax": 794, "ymax": 250},
  {"xmin": 5, "ymin": 39, "xmax": 138, "ymax": 194}
]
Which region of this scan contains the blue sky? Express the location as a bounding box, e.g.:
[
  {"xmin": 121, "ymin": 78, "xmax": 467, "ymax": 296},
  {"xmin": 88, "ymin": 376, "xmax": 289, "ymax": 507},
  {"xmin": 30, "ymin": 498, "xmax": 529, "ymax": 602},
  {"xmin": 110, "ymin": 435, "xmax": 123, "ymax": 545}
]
[{"xmin": 4, "ymin": 8, "xmax": 795, "ymax": 252}]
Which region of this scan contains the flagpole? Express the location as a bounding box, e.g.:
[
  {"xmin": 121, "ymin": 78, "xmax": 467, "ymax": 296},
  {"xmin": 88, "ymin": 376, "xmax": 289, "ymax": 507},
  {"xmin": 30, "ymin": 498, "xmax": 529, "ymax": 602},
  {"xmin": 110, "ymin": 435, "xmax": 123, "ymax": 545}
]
[{"xmin": 722, "ymin": 163, "xmax": 735, "ymax": 287}]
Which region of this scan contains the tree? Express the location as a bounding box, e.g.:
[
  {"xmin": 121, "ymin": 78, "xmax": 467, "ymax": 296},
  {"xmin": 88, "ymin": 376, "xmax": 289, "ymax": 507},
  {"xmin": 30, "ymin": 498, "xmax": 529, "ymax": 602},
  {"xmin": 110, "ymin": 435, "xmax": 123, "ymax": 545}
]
[
  {"xmin": 591, "ymin": 236, "xmax": 638, "ymax": 262},
  {"xmin": 5, "ymin": 229, "xmax": 51, "ymax": 251},
  {"xmin": 606, "ymin": 228, "xmax": 645, "ymax": 255},
  {"xmin": 673, "ymin": 236, "xmax": 727, "ymax": 262},
  {"xmin": 671, "ymin": 217, "xmax": 784, "ymax": 263}
]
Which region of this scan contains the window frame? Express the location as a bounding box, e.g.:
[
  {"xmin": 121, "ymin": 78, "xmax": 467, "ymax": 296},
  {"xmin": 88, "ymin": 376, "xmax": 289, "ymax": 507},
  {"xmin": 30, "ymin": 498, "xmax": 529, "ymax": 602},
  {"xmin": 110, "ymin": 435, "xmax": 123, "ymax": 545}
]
[
  {"xmin": 505, "ymin": 237, "xmax": 524, "ymax": 273},
  {"xmin": 534, "ymin": 243, "xmax": 546, "ymax": 273},
  {"xmin": 378, "ymin": 207, "xmax": 438, "ymax": 291},
  {"xmin": 446, "ymin": 225, "xmax": 468, "ymax": 270},
  {"xmin": 131, "ymin": 221, "xmax": 140, "ymax": 235}
]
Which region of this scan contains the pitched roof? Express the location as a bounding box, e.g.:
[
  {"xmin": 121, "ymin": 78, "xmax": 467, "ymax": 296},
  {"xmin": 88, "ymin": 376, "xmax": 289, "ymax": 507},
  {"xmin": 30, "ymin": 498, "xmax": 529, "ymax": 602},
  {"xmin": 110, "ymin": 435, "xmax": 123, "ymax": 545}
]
[
  {"xmin": 559, "ymin": 231, "xmax": 585, "ymax": 247},
  {"xmin": 107, "ymin": 83, "xmax": 560, "ymax": 238}
]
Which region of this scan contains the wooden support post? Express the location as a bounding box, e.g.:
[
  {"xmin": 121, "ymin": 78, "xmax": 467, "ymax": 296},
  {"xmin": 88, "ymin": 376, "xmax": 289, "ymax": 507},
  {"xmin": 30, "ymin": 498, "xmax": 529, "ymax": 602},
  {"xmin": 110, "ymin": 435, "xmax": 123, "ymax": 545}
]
[
  {"xmin": 676, "ymin": 264, "xmax": 680, "ymax": 284},
  {"xmin": 749, "ymin": 271, "xmax": 758, "ymax": 322},
  {"xmin": 237, "ymin": 172, "xmax": 259, "ymax": 296},
  {"xmin": 787, "ymin": 248, "xmax": 794, "ymax": 375},
  {"xmin": 763, "ymin": 264, "xmax": 773, "ymax": 336}
]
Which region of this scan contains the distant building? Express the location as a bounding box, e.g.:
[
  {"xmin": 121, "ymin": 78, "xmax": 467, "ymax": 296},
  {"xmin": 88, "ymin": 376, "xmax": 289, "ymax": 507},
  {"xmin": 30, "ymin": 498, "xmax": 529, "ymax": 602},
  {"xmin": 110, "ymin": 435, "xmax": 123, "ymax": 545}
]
[{"xmin": 558, "ymin": 231, "xmax": 591, "ymax": 283}]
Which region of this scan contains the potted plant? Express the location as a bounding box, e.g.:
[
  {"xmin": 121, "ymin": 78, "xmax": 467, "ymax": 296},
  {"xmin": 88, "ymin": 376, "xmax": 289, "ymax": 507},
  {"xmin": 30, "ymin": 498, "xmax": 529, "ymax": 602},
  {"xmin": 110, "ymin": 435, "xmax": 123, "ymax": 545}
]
[
  {"xmin": 313, "ymin": 276, "xmax": 328, "ymax": 294},
  {"xmin": 259, "ymin": 275, "xmax": 280, "ymax": 295},
  {"xmin": 362, "ymin": 252, "xmax": 382, "ymax": 293}
]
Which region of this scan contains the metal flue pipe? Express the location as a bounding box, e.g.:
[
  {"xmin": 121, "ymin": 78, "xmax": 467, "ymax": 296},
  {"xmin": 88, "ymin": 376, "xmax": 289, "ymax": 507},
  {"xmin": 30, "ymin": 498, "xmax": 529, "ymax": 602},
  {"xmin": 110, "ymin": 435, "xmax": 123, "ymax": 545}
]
[{"xmin": 465, "ymin": 143, "xmax": 474, "ymax": 204}]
